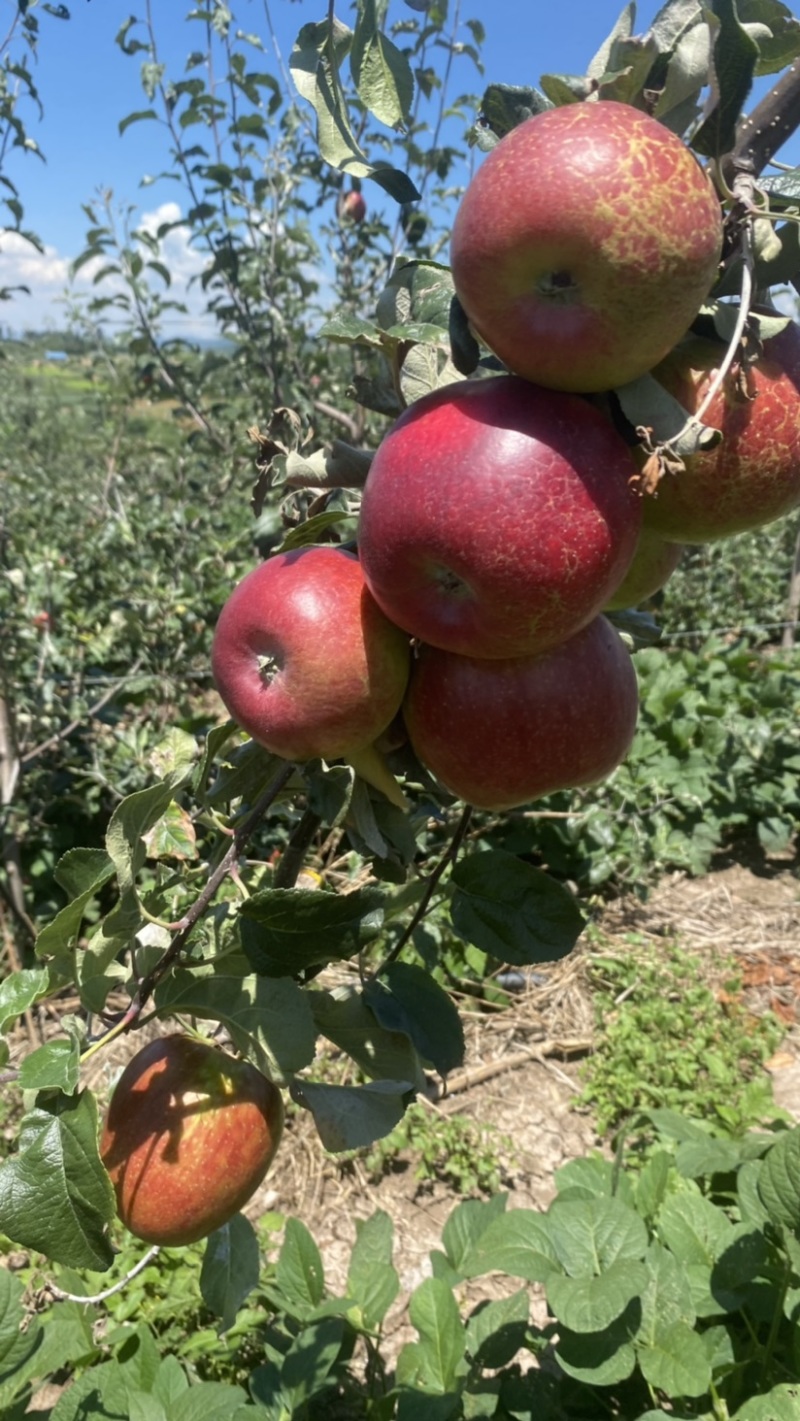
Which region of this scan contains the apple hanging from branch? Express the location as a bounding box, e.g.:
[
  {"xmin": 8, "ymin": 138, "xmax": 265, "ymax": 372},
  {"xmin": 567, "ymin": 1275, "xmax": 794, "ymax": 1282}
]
[
  {"xmin": 402, "ymin": 615, "xmax": 639, "ymax": 811},
  {"xmin": 644, "ymin": 322, "xmax": 800, "ymax": 542},
  {"xmin": 450, "ymin": 100, "xmax": 723, "ymax": 393},
  {"xmin": 358, "ymin": 375, "xmax": 642, "ymax": 661},
  {"xmin": 100, "ymin": 1035, "xmax": 284, "ymax": 1247},
  {"xmin": 211, "ymin": 545, "xmax": 411, "ymax": 802}
]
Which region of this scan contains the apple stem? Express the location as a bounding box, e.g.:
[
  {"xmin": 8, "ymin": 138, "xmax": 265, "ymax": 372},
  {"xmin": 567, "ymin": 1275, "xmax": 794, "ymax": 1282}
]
[
  {"xmin": 47, "ymin": 1246, "xmax": 161, "ymax": 1305},
  {"xmin": 666, "ymin": 224, "xmax": 755, "ymax": 457},
  {"xmin": 371, "ymin": 802, "xmax": 473, "ymax": 978}
]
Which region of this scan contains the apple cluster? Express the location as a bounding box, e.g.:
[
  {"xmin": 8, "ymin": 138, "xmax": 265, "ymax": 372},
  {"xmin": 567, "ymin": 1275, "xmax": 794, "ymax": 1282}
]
[{"xmin": 212, "ymin": 98, "xmax": 800, "ymax": 815}]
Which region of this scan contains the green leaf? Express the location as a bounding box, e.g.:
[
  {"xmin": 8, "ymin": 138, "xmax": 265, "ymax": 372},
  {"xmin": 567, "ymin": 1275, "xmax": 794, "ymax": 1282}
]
[
  {"xmin": 407, "ymin": 1277, "xmax": 467, "ymax": 1393},
  {"xmin": 0, "ymin": 966, "xmax": 49, "ymax": 1034},
  {"xmin": 364, "ymin": 962, "xmax": 465, "ymax": 1078},
  {"xmin": 441, "ymin": 1194, "xmax": 508, "ymax": 1275},
  {"xmin": 347, "ymin": 1209, "xmax": 399, "ymax": 1328},
  {"xmin": 450, "ymin": 851, "xmax": 585, "ymax": 965},
  {"xmin": 309, "ymin": 986, "xmax": 426, "ymax": 1089},
  {"xmin": 119, "ymin": 108, "xmax": 158, "ymax": 135},
  {"xmin": 200, "ymin": 1214, "xmax": 261, "ymax": 1332},
  {"xmin": 37, "ymin": 851, "xmax": 115, "ymax": 964},
  {"xmin": 472, "ymin": 82, "xmax": 551, "ymax": 149},
  {"xmin": 17, "ymin": 1023, "xmax": 82, "ymax": 1093},
  {"xmin": 275, "ymin": 510, "xmax": 357, "ymax": 553},
  {"xmin": 733, "ymin": 1385, "xmax": 800, "ymax": 1419},
  {"xmin": 555, "ymin": 1305, "xmax": 639, "ymax": 1385},
  {"xmin": 465, "ymin": 1289, "xmax": 529, "ymax": 1369},
  {"xmin": 154, "ymin": 969, "xmax": 316, "ymax": 1082},
  {"xmin": 0, "ymin": 1090, "xmax": 115, "ymax": 1271},
  {"xmin": 143, "ymin": 801, "xmax": 197, "ymax": 861},
  {"xmin": 459, "ymin": 1208, "xmax": 558, "ymax": 1283},
  {"xmin": 615, "ymin": 371, "xmax": 721, "ymax": 458},
  {"xmin": 547, "ymin": 1260, "xmax": 649, "ymax": 1333},
  {"xmin": 239, "ymin": 885, "xmax": 386, "ymax": 975},
  {"xmin": 106, "ymin": 781, "xmax": 183, "ymax": 894},
  {"xmin": 275, "ymin": 1216, "xmax": 325, "ymax": 1310},
  {"xmin": 638, "ymin": 1316, "xmax": 712, "ymax": 1397},
  {"xmin": 758, "ymin": 1127, "xmax": 800, "ymax": 1233},
  {"xmin": 281, "ymin": 1316, "xmax": 345, "ymax": 1408},
  {"xmin": 692, "ymin": 0, "xmax": 759, "ymax": 159},
  {"xmin": 0, "ymin": 1270, "xmax": 40, "ymax": 1380},
  {"xmin": 290, "ymin": 19, "xmax": 418, "ymax": 200},
  {"xmin": 169, "ymin": 1383, "xmax": 251, "ymax": 1421},
  {"xmin": 350, "ymin": 0, "xmax": 414, "ymax": 128},
  {"xmin": 294, "ymin": 1077, "xmax": 412, "ymax": 1151},
  {"xmin": 737, "ymin": 0, "xmax": 800, "ymax": 74}
]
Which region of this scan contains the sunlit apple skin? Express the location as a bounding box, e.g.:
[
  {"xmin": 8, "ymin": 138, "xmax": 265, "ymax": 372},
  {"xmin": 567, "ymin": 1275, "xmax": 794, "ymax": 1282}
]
[
  {"xmin": 603, "ymin": 528, "xmax": 683, "ymax": 609},
  {"xmin": 644, "ymin": 323, "xmax": 800, "ymax": 542},
  {"xmin": 450, "ymin": 101, "xmax": 723, "ymax": 393},
  {"xmin": 211, "ymin": 547, "xmax": 410, "ymax": 761},
  {"xmin": 403, "ymin": 616, "xmax": 639, "ymax": 811},
  {"xmin": 100, "ymin": 1036, "xmax": 284, "ymax": 1247},
  {"xmin": 357, "ymin": 376, "xmax": 641, "ymax": 660}
]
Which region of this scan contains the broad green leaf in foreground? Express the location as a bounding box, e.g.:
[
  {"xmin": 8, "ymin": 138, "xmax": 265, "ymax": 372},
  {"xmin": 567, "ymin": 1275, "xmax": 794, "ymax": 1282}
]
[
  {"xmin": 347, "ymin": 1210, "xmax": 399, "ymax": 1329},
  {"xmin": 239, "ymin": 884, "xmax": 386, "ymax": 975},
  {"xmin": 309, "ymin": 986, "xmax": 426, "ymax": 1090},
  {"xmin": 0, "ymin": 1090, "xmax": 115, "ymax": 1271},
  {"xmin": 155, "ymin": 969, "xmax": 316, "ymax": 1082},
  {"xmin": 295, "ymin": 1078, "xmax": 412, "ymax": 1151},
  {"xmin": 0, "ymin": 966, "xmax": 50, "ymax": 1034},
  {"xmin": 200, "ymin": 1215, "xmax": 261, "ymax": 1333},
  {"xmin": 450, "ymin": 850, "xmax": 586, "ymax": 965},
  {"xmin": 365, "ymin": 961, "xmax": 465, "ymax": 1077}
]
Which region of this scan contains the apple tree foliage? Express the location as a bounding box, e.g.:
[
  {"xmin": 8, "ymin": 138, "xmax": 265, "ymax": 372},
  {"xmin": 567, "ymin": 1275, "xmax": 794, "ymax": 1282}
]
[{"xmin": 3, "ymin": 0, "xmax": 800, "ymax": 1416}]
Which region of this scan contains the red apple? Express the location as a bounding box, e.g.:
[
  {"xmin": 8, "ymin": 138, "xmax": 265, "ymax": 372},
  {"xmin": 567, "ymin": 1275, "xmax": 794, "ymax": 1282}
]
[
  {"xmin": 100, "ymin": 1035, "xmax": 283, "ymax": 1247},
  {"xmin": 450, "ymin": 101, "xmax": 723, "ymax": 393},
  {"xmin": 340, "ymin": 189, "xmax": 366, "ymax": 224},
  {"xmin": 403, "ymin": 616, "xmax": 639, "ymax": 811},
  {"xmin": 357, "ymin": 375, "xmax": 642, "ymax": 660},
  {"xmin": 603, "ymin": 527, "xmax": 683, "ymax": 610},
  {"xmin": 211, "ymin": 546, "xmax": 410, "ymax": 762},
  {"xmin": 644, "ymin": 322, "xmax": 800, "ymax": 542}
]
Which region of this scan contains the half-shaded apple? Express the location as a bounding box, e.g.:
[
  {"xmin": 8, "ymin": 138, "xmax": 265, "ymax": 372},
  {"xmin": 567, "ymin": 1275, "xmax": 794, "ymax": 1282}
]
[
  {"xmin": 403, "ymin": 616, "xmax": 639, "ymax": 811},
  {"xmin": 603, "ymin": 527, "xmax": 683, "ymax": 610},
  {"xmin": 211, "ymin": 546, "xmax": 410, "ymax": 762},
  {"xmin": 644, "ymin": 323, "xmax": 800, "ymax": 542},
  {"xmin": 100, "ymin": 1035, "xmax": 283, "ymax": 1247},
  {"xmin": 357, "ymin": 375, "xmax": 641, "ymax": 660},
  {"xmin": 450, "ymin": 100, "xmax": 723, "ymax": 393}
]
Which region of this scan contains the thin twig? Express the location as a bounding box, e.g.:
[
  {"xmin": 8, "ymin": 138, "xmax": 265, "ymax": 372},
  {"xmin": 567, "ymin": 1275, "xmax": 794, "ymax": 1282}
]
[
  {"xmin": 372, "ymin": 804, "xmax": 473, "ymax": 977},
  {"xmin": 47, "ymin": 1246, "xmax": 161, "ymax": 1305},
  {"xmin": 95, "ymin": 761, "xmax": 296, "ymax": 1042}
]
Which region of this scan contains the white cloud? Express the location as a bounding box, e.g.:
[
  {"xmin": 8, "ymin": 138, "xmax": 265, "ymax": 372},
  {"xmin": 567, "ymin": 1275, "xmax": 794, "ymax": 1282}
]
[{"xmin": 0, "ymin": 204, "xmax": 218, "ymax": 339}]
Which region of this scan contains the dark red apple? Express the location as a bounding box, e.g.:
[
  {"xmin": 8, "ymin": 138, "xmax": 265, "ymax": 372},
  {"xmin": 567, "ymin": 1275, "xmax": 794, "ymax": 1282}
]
[
  {"xmin": 603, "ymin": 528, "xmax": 683, "ymax": 610},
  {"xmin": 340, "ymin": 189, "xmax": 366, "ymax": 224},
  {"xmin": 357, "ymin": 375, "xmax": 642, "ymax": 660},
  {"xmin": 100, "ymin": 1035, "xmax": 283, "ymax": 1247},
  {"xmin": 644, "ymin": 322, "xmax": 800, "ymax": 542},
  {"xmin": 403, "ymin": 616, "xmax": 639, "ymax": 811},
  {"xmin": 211, "ymin": 546, "xmax": 410, "ymax": 762},
  {"xmin": 450, "ymin": 100, "xmax": 723, "ymax": 393}
]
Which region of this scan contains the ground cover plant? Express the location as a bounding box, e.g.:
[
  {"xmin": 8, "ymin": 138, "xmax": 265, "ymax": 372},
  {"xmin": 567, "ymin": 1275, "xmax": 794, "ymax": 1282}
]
[{"xmin": 3, "ymin": 0, "xmax": 800, "ymax": 1416}]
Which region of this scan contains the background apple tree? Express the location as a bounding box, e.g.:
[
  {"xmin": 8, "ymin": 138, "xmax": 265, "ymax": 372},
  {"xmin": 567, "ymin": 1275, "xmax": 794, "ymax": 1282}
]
[{"xmin": 3, "ymin": 1, "xmax": 800, "ymax": 1417}]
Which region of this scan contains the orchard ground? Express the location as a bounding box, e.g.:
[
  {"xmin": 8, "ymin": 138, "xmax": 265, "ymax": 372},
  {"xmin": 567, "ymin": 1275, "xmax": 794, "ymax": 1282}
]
[{"xmin": 6, "ymin": 855, "xmax": 799, "ymax": 1403}]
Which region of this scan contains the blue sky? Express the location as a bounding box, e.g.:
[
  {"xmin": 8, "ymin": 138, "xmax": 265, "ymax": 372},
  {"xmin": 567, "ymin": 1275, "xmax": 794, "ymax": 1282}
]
[{"xmin": 0, "ymin": 0, "xmax": 795, "ymax": 334}]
